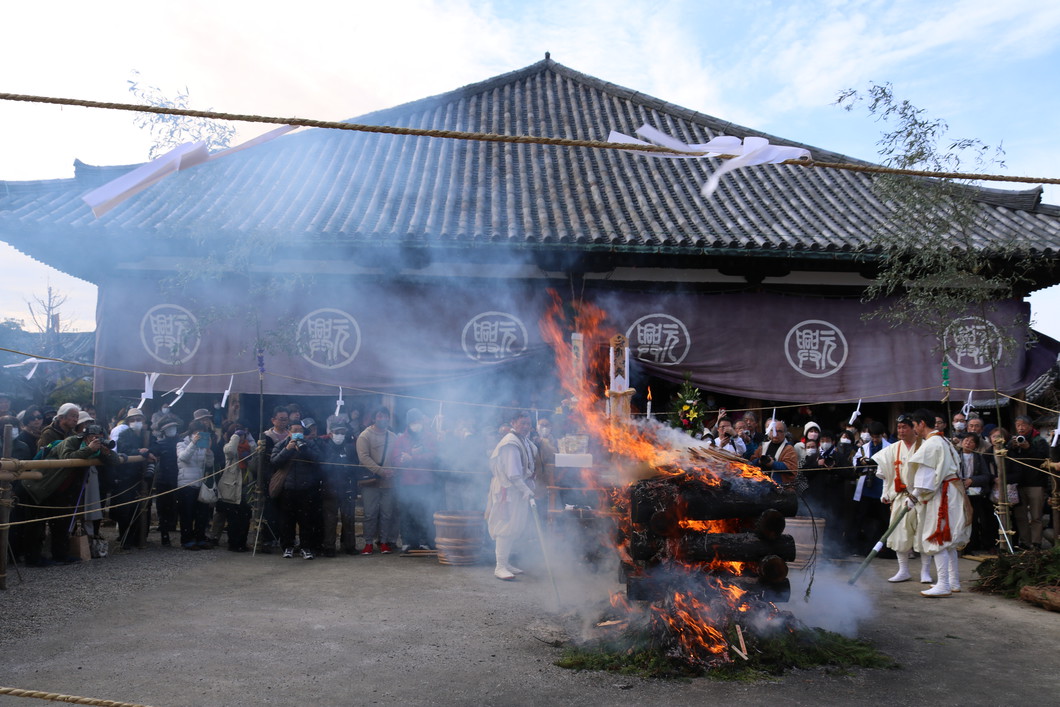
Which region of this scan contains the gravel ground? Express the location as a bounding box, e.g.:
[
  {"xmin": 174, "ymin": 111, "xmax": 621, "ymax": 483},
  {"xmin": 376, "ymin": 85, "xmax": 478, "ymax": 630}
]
[
  {"xmin": 3, "ymin": 527, "xmax": 1060, "ymax": 707},
  {"xmin": 1, "ymin": 525, "xmax": 224, "ymax": 650}
]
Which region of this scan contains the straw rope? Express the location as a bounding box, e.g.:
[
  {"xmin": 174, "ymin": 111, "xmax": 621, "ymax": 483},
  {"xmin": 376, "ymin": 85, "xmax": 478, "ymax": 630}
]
[
  {"xmin": 1, "ymin": 91, "xmax": 1058, "ymax": 186},
  {"xmin": 0, "ymin": 686, "xmax": 154, "ymax": 707}
]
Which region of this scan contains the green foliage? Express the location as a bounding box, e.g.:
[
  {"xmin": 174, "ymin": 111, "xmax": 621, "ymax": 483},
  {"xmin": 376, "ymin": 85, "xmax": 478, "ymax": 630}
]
[
  {"xmin": 128, "ymin": 71, "xmax": 235, "ymax": 159},
  {"xmin": 835, "ymin": 83, "xmax": 1032, "ymax": 364},
  {"xmin": 555, "ymin": 624, "xmax": 895, "ymax": 680},
  {"xmin": 668, "ymin": 374, "xmax": 707, "ymax": 438},
  {"xmin": 974, "ymin": 546, "xmax": 1060, "ymax": 597}
]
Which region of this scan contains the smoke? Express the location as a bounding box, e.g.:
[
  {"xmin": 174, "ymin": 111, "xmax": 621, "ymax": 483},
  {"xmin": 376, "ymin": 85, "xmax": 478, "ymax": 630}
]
[{"xmin": 785, "ymin": 563, "xmax": 876, "ymax": 636}]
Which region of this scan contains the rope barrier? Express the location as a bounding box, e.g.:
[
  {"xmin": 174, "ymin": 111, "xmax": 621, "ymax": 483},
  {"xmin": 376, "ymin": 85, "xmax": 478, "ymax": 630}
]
[
  {"xmin": 1, "ymin": 91, "xmax": 1058, "ymax": 186},
  {"xmin": 0, "ymin": 686, "xmax": 154, "ymax": 707}
]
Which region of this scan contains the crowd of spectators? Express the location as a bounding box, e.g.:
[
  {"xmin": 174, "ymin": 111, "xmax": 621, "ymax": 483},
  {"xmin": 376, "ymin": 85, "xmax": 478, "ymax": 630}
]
[
  {"xmin": 2, "ymin": 389, "xmax": 1055, "ymax": 567},
  {"xmin": 699, "ymin": 408, "xmax": 1056, "ymax": 557}
]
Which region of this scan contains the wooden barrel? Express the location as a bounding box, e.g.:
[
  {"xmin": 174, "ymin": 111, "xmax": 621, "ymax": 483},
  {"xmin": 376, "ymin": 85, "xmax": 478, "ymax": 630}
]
[
  {"xmin": 433, "ymin": 511, "xmax": 486, "ymax": 566},
  {"xmin": 785, "ymin": 516, "xmax": 826, "ymax": 569}
]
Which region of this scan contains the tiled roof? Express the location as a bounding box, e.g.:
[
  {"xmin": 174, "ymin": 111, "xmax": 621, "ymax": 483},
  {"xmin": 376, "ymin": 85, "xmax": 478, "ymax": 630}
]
[{"xmin": 2, "ymin": 57, "xmax": 1059, "ymax": 284}]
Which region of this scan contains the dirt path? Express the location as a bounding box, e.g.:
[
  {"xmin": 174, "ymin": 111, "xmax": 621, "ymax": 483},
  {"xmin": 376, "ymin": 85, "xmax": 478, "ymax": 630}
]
[{"xmin": 1, "ymin": 553, "xmax": 1057, "ymax": 706}]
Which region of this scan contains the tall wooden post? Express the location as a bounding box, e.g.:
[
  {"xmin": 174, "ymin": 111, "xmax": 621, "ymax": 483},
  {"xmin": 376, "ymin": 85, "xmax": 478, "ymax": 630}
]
[
  {"xmin": 608, "ymin": 334, "xmax": 635, "ymax": 421},
  {"xmin": 993, "ymin": 438, "xmax": 1014, "ymax": 553}
]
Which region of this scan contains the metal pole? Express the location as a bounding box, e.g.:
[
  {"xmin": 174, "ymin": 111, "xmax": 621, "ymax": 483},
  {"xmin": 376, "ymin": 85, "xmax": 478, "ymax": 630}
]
[
  {"xmin": 528, "ymin": 499, "xmax": 561, "ymax": 608},
  {"xmin": 848, "ymin": 504, "xmax": 912, "ymax": 585}
]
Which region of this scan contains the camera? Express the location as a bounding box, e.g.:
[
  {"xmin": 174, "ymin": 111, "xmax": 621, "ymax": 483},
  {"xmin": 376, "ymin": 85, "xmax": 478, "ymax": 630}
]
[
  {"xmin": 1015, "ymin": 435, "xmax": 1027, "ymax": 444},
  {"xmin": 757, "ymin": 456, "xmax": 773, "ymax": 470}
]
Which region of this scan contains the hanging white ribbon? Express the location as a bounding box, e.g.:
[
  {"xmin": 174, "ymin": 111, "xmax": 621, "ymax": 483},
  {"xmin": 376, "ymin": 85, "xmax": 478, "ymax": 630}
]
[
  {"xmin": 137, "ymin": 372, "xmax": 161, "ymax": 411},
  {"xmin": 3, "ymin": 357, "xmax": 52, "ymax": 380},
  {"xmin": 220, "ymin": 375, "xmax": 235, "ymax": 409},
  {"xmin": 164, "ymin": 376, "xmax": 194, "ymax": 408},
  {"xmin": 961, "ymin": 391, "xmax": 973, "ymax": 418},
  {"xmin": 848, "ymin": 399, "xmax": 862, "ymax": 426},
  {"xmin": 1051, "ymin": 428, "xmax": 1059, "ymax": 448},
  {"xmin": 334, "ymin": 387, "xmax": 345, "ymax": 418},
  {"xmin": 766, "ymin": 409, "xmax": 777, "ymax": 437},
  {"xmin": 607, "ymin": 124, "xmax": 811, "ymax": 198},
  {"xmin": 82, "ymin": 125, "xmax": 298, "ymax": 218}
]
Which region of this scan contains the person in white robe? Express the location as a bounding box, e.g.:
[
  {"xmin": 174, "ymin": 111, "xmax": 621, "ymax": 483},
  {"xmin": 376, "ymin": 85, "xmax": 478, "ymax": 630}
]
[
  {"xmin": 485, "ymin": 410, "xmax": 538, "ymax": 581},
  {"xmin": 872, "ymin": 414, "xmax": 927, "ymax": 583},
  {"xmin": 907, "ymin": 408, "xmax": 972, "ymax": 597}
]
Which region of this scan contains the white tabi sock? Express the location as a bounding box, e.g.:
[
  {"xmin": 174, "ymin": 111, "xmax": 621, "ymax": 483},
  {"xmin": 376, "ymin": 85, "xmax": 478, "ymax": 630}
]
[
  {"xmin": 888, "ymin": 553, "xmax": 911, "ymax": 582},
  {"xmin": 920, "ymin": 554, "xmax": 934, "ymax": 583},
  {"xmin": 948, "ymin": 548, "xmax": 961, "ymax": 590},
  {"xmin": 932, "ymin": 552, "xmax": 951, "ymax": 592}
]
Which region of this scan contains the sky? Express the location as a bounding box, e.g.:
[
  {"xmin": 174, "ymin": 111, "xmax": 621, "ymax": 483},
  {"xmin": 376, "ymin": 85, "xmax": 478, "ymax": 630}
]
[{"xmin": 1, "ymin": 0, "xmax": 1059, "ymax": 335}]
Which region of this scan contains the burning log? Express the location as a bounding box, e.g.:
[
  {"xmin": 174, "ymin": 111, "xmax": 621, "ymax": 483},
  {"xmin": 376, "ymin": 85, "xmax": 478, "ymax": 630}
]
[
  {"xmin": 630, "ymin": 476, "xmax": 797, "ymax": 525},
  {"xmin": 630, "ymin": 530, "xmax": 796, "ymax": 563},
  {"xmin": 626, "ymin": 572, "xmax": 791, "ymax": 603}
]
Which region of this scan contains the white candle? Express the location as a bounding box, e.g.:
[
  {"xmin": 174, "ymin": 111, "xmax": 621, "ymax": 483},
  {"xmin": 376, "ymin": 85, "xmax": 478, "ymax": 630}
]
[{"xmin": 646, "ymin": 400, "xmax": 652, "ymax": 418}]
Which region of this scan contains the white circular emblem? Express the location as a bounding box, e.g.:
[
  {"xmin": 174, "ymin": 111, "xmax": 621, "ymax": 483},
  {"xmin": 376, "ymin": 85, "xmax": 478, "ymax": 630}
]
[
  {"xmin": 296, "ymin": 308, "xmax": 361, "ymax": 369},
  {"xmin": 140, "ymin": 304, "xmax": 201, "ymax": 365},
  {"xmin": 944, "ymin": 316, "xmax": 1002, "ymax": 373},
  {"xmin": 784, "ymin": 319, "xmax": 848, "ymax": 378},
  {"xmin": 626, "ymin": 314, "xmax": 691, "ymax": 366},
  {"xmin": 462, "ymin": 312, "xmax": 528, "ymax": 364}
]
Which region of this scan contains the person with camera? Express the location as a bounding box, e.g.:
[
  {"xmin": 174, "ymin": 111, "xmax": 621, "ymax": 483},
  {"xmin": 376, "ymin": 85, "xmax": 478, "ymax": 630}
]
[
  {"xmin": 749, "ymin": 419, "xmax": 798, "ymax": 487},
  {"xmin": 53, "ymin": 420, "xmax": 124, "ymax": 560},
  {"xmin": 176, "ymin": 419, "xmax": 217, "ymax": 550},
  {"xmin": 710, "ymin": 416, "xmax": 746, "ymax": 456},
  {"xmin": 1007, "ymin": 415, "xmax": 1050, "ymax": 549},
  {"xmin": 113, "ymin": 408, "xmax": 157, "ymax": 549},
  {"xmin": 217, "ymin": 422, "xmax": 255, "ymax": 552},
  {"xmin": 271, "ymin": 423, "xmax": 325, "ymax": 559}
]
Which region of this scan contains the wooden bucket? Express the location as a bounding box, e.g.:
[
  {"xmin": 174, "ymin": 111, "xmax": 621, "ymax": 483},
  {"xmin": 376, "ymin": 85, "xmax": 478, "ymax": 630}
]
[
  {"xmin": 786, "ymin": 516, "xmax": 825, "ymax": 570},
  {"xmin": 433, "ymin": 511, "xmax": 486, "ymax": 566}
]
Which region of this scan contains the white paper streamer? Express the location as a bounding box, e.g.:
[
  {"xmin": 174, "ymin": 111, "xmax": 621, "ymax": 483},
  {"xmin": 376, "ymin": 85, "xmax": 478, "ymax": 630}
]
[
  {"xmin": 334, "ymin": 387, "xmax": 345, "ymax": 418},
  {"xmin": 607, "ymin": 124, "xmax": 812, "ymax": 197},
  {"xmin": 961, "ymin": 391, "xmax": 973, "ymax": 418},
  {"xmin": 849, "ymin": 400, "xmax": 863, "ymax": 426},
  {"xmin": 220, "ymin": 375, "xmax": 234, "ymax": 409},
  {"xmin": 82, "ymin": 126, "xmax": 298, "ymax": 218},
  {"xmin": 165, "ymin": 376, "xmax": 194, "ymax": 408},
  {"xmin": 3, "ymin": 357, "xmax": 50, "ymax": 380},
  {"xmin": 1052, "ymin": 429, "xmax": 1059, "ymax": 448},
  {"xmin": 143, "ymin": 373, "xmax": 160, "ymax": 400},
  {"xmin": 766, "ymin": 409, "xmax": 777, "ymax": 437}
]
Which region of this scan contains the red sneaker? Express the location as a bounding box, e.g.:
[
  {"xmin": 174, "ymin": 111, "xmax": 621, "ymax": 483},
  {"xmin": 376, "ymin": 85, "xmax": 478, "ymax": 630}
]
[
  {"xmin": 379, "ymin": 543, "xmax": 393, "ymax": 555},
  {"xmin": 360, "ymin": 544, "xmax": 374, "ymax": 555}
]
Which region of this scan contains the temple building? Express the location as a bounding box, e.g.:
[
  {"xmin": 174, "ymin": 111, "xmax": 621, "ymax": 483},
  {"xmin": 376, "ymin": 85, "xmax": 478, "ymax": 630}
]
[{"xmin": 2, "ymin": 56, "xmax": 1059, "ymax": 422}]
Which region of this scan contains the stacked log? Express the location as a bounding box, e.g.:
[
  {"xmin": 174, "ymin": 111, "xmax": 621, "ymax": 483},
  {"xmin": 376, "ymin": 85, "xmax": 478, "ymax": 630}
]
[{"xmin": 625, "ymin": 469, "xmax": 798, "ymax": 602}]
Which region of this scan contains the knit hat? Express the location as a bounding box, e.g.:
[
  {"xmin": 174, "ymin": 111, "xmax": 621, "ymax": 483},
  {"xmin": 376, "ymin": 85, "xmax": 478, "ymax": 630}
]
[{"xmin": 326, "ymin": 414, "xmax": 349, "ymax": 433}]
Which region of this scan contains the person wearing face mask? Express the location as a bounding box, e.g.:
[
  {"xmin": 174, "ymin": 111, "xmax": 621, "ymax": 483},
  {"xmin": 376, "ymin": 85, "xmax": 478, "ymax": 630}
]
[
  {"xmin": 271, "ymin": 423, "xmax": 325, "ymax": 559},
  {"xmin": 356, "ymin": 408, "xmax": 400, "ymax": 555},
  {"xmin": 320, "ymin": 416, "xmax": 359, "ymax": 556},
  {"xmin": 794, "ymin": 421, "xmax": 821, "ymax": 465},
  {"xmin": 151, "ymin": 404, "xmax": 184, "ymax": 442},
  {"xmin": 846, "ymin": 421, "xmax": 891, "ymax": 556},
  {"xmin": 394, "ymin": 408, "xmax": 440, "ymax": 554},
  {"xmin": 113, "ymin": 409, "xmax": 157, "ymax": 549},
  {"xmin": 150, "ymin": 419, "xmax": 182, "ymax": 546},
  {"xmin": 950, "ymin": 412, "xmax": 968, "ymax": 443}
]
